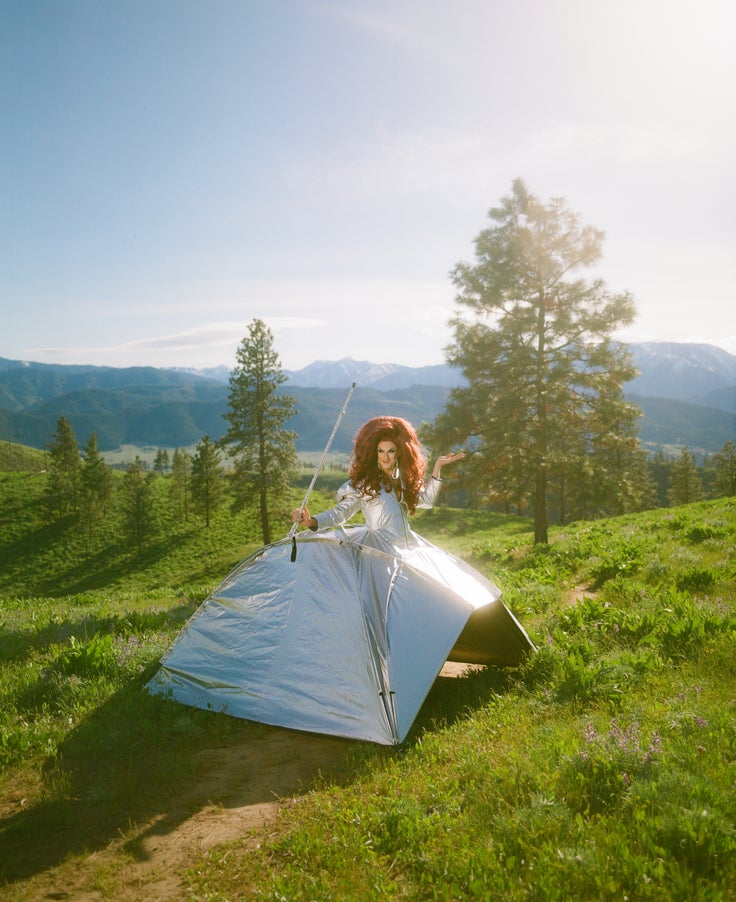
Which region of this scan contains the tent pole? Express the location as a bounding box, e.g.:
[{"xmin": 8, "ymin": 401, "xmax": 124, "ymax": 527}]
[{"xmin": 289, "ymin": 382, "xmax": 357, "ymax": 560}]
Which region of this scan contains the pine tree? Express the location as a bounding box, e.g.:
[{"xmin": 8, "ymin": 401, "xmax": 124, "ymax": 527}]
[
  {"xmin": 169, "ymin": 447, "xmax": 192, "ymax": 522},
  {"xmin": 582, "ymin": 383, "xmax": 657, "ymax": 517},
  {"xmin": 649, "ymin": 451, "xmax": 672, "ymax": 507},
  {"xmin": 221, "ymin": 319, "xmax": 297, "ymax": 544},
  {"xmin": 667, "ymin": 447, "xmax": 703, "ymax": 506},
  {"xmin": 153, "ymin": 449, "xmax": 170, "ymax": 474},
  {"xmin": 711, "ymin": 440, "xmax": 736, "ymax": 497},
  {"xmin": 79, "ymin": 433, "xmax": 114, "ymax": 538},
  {"xmin": 119, "ymin": 457, "xmax": 157, "ymax": 555},
  {"xmin": 426, "ymin": 179, "xmax": 640, "ymax": 543},
  {"xmin": 190, "ymin": 436, "xmax": 226, "ymax": 528},
  {"xmin": 45, "ymin": 416, "xmax": 82, "ymax": 520}
]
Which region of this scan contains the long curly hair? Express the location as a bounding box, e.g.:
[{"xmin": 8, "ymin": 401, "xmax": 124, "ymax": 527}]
[{"xmin": 349, "ymin": 416, "xmax": 426, "ymax": 514}]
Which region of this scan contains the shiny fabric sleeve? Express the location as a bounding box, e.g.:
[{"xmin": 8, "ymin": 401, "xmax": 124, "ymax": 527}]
[
  {"xmin": 312, "ymin": 482, "xmax": 363, "ymax": 530},
  {"xmin": 416, "ymin": 475, "xmax": 442, "ymax": 509}
]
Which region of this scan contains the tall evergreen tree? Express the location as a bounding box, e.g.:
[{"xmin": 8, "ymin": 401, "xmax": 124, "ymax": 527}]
[
  {"xmin": 582, "ymin": 383, "xmax": 657, "ymax": 517},
  {"xmin": 190, "ymin": 436, "xmax": 226, "ymax": 528},
  {"xmin": 667, "ymin": 446, "xmax": 703, "ymax": 507},
  {"xmin": 153, "ymin": 449, "xmax": 170, "ymax": 474},
  {"xmin": 426, "ymin": 179, "xmax": 640, "ymax": 543},
  {"xmin": 221, "ymin": 319, "xmax": 297, "ymax": 544},
  {"xmin": 45, "ymin": 416, "xmax": 82, "ymax": 520},
  {"xmin": 712, "ymin": 440, "xmax": 736, "ymax": 497},
  {"xmin": 649, "ymin": 450, "xmax": 673, "ymax": 507},
  {"xmin": 169, "ymin": 447, "xmax": 192, "ymax": 522},
  {"xmin": 79, "ymin": 433, "xmax": 114, "ymax": 538},
  {"xmin": 119, "ymin": 456, "xmax": 157, "ymax": 555}
]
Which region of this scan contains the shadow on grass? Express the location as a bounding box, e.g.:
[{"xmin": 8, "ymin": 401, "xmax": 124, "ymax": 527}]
[
  {"xmin": 33, "ymin": 530, "xmax": 192, "ymax": 596},
  {"xmin": 1, "ymin": 516, "xmax": 240, "ymax": 598},
  {"xmin": 0, "ymin": 672, "xmax": 357, "ymax": 887},
  {"xmin": 0, "ymin": 659, "xmax": 513, "ymax": 889},
  {"xmin": 411, "ymin": 663, "xmax": 520, "ymax": 740}
]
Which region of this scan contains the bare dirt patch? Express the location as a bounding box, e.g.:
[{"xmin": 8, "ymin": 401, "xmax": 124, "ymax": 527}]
[
  {"xmin": 562, "ymin": 582, "xmax": 595, "ymax": 607},
  {"xmin": 6, "ymin": 727, "xmax": 353, "ymax": 901}
]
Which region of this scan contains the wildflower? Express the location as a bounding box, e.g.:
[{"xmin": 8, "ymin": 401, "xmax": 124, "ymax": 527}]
[
  {"xmin": 610, "ymin": 719, "xmax": 641, "ymax": 754},
  {"xmin": 641, "ymin": 732, "xmax": 662, "ymax": 766},
  {"xmin": 583, "ymin": 722, "xmax": 598, "ymax": 743}
]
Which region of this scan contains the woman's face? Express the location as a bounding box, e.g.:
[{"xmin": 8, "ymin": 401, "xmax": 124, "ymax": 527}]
[{"xmin": 376, "ymin": 440, "xmax": 398, "ymax": 474}]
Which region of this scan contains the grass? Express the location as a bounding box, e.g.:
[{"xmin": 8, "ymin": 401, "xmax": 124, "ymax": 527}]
[
  {"xmin": 0, "ymin": 442, "xmax": 46, "ymax": 472},
  {"xmin": 0, "ymin": 462, "xmax": 734, "ymax": 899}
]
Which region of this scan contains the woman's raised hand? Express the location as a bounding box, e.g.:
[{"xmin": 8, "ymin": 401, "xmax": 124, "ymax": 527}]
[
  {"xmin": 437, "ymin": 451, "xmax": 465, "ymax": 466},
  {"xmin": 432, "ymin": 450, "xmax": 465, "ymax": 480}
]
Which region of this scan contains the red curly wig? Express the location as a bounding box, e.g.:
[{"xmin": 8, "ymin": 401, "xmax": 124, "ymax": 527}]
[{"xmin": 349, "ymin": 416, "xmax": 426, "ymax": 514}]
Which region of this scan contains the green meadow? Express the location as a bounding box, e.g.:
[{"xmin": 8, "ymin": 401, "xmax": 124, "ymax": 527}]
[{"xmin": 0, "ymin": 458, "xmax": 734, "ymax": 900}]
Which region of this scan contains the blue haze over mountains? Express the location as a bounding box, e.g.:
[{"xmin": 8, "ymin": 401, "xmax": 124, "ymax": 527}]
[{"xmin": 0, "ymin": 343, "xmax": 734, "ymax": 457}]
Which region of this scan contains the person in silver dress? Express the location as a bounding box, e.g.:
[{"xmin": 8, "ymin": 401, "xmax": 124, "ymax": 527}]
[{"xmin": 292, "ymin": 415, "xmax": 464, "ymax": 548}]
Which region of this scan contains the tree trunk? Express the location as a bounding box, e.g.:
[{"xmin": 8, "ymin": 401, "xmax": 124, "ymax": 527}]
[
  {"xmin": 558, "ymin": 474, "xmax": 567, "ymax": 525},
  {"xmin": 534, "ymin": 466, "xmax": 548, "ymax": 544}
]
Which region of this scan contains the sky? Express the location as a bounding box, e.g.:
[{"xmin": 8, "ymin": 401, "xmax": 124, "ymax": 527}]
[{"xmin": 1, "ymin": 0, "xmax": 735, "ymax": 372}]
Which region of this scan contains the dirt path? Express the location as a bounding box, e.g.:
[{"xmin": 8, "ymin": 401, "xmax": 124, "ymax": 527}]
[
  {"xmin": 20, "ymin": 728, "xmax": 352, "ymax": 901},
  {"xmin": 10, "ymin": 664, "xmax": 476, "ymax": 901},
  {"xmin": 562, "ymin": 582, "xmax": 595, "ymax": 606}
]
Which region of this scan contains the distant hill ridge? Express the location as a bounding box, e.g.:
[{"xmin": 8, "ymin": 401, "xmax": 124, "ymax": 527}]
[
  {"xmin": 0, "ymin": 342, "xmax": 734, "ymax": 455},
  {"xmin": 627, "ymin": 342, "xmax": 736, "ymax": 408},
  {"xmin": 179, "ymin": 344, "xmax": 736, "ymax": 405},
  {"xmin": 284, "ymin": 359, "xmax": 460, "ymax": 390},
  {"xmin": 164, "ymin": 341, "xmax": 736, "ymax": 405}
]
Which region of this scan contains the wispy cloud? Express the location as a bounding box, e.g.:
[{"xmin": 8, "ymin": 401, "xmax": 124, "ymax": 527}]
[
  {"xmin": 20, "ymin": 278, "xmax": 455, "ymax": 369},
  {"xmin": 317, "ymin": 3, "xmax": 431, "ymax": 55},
  {"xmin": 26, "ymin": 318, "xmax": 324, "ymax": 360},
  {"xmin": 285, "ymin": 118, "xmax": 720, "ymax": 213},
  {"xmin": 286, "ymin": 128, "xmax": 503, "ymax": 205},
  {"xmin": 122, "ymin": 322, "xmax": 246, "ymax": 351},
  {"xmin": 122, "ymin": 319, "xmax": 322, "ymax": 351},
  {"xmin": 529, "ymin": 123, "xmax": 712, "ymax": 164}
]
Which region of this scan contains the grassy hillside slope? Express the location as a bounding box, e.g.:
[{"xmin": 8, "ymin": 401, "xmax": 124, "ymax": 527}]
[
  {"xmin": 0, "ymin": 476, "xmax": 734, "ymax": 899},
  {"xmin": 0, "ymin": 440, "xmax": 46, "ymax": 472}
]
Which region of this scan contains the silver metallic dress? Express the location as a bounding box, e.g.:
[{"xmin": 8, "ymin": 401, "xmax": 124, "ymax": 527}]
[{"xmin": 312, "ymin": 475, "xmax": 442, "ymax": 547}]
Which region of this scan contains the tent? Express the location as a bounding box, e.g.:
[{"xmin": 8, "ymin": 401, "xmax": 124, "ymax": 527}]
[{"xmin": 146, "ymin": 526, "xmax": 535, "ymax": 745}]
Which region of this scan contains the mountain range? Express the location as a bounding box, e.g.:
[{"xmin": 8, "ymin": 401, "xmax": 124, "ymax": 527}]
[{"xmin": 0, "ymin": 342, "xmax": 734, "ymax": 457}]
